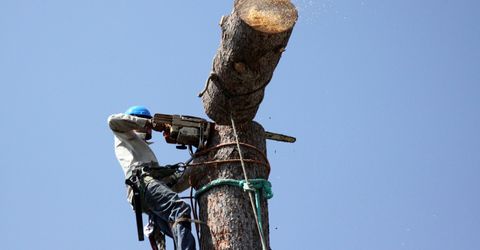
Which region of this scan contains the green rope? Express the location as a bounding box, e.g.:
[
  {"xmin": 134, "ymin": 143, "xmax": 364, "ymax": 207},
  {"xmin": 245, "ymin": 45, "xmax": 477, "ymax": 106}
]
[{"xmin": 194, "ymin": 178, "xmax": 273, "ymax": 233}]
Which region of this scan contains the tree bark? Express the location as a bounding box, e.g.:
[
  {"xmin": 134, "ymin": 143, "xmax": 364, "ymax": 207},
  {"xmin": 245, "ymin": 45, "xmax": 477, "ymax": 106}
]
[
  {"xmin": 200, "ymin": 0, "xmax": 298, "ymax": 125},
  {"xmin": 191, "ymin": 1, "xmax": 297, "ymax": 249},
  {"xmin": 190, "ymin": 122, "xmax": 270, "ymax": 250}
]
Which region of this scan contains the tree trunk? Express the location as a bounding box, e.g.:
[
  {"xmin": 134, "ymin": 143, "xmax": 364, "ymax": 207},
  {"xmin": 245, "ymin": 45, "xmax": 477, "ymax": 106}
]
[
  {"xmin": 191, "ymin": 1, "xmax": 297, "ymax": 249},
  {"xmin": 200, "ymin": 0, "xmax": 298, "ymax": 125},
  {"xmin": 190, "ymin": 122, "xmax": 269, "ymax": 250}
]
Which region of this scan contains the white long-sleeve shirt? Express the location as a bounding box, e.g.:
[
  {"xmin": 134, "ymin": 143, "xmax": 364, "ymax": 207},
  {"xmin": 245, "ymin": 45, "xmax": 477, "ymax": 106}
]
[
  {"xmin": 108, "ymin": 113, "xmax": 191, "ymax": 196},
  {"xmin": 108, "ymin": 113, "xmax": 159, "ymax": 178}
]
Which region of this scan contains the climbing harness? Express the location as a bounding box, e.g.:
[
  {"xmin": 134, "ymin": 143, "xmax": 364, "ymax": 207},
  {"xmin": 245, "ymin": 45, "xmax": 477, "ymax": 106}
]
[{"xmin": 125, "ymin": 162, "xmax": 187, "ymax": 243}]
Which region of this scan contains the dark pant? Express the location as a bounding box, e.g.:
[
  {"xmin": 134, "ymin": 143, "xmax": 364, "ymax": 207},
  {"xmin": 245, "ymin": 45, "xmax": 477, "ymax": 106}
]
[{"xmin": 143, "ymin": 178, "xmax": 196, "ymax": 250}]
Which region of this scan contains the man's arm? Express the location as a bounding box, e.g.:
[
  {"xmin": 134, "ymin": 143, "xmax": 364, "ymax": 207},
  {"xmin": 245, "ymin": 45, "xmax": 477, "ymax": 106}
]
[{"xmin": 108, "ymin": 113, "xmax": 151, "ymax": 133}]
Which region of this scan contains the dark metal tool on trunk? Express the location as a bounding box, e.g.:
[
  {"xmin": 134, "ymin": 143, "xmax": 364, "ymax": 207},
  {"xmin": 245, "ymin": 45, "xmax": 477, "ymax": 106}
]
[{"xmin": 152, "ymin": 113, "xmax": 296, "ymax": 150}]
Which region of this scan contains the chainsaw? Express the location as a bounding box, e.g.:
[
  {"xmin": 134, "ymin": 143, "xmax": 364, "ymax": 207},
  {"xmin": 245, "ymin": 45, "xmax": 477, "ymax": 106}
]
[{"xmin": 152, "ymin": 113, "xmax": 296, "ymax": 150}]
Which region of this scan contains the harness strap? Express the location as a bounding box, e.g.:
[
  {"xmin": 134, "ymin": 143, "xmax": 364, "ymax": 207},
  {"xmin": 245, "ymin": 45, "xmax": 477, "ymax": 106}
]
[
  {"xmin": 171, "ymin": 217, "xmax": 207, "ymax": 231},
  {"xmin": 125, "ymin": 170, "xmax": 145, "ymax": 241},
  {"xmin": 125, "ymin": 162, "xmax": 186, "ymax": 242}
]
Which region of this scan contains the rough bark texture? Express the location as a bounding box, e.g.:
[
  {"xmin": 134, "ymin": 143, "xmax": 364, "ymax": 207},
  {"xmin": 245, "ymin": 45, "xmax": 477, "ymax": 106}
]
[
  {"xmin": 190, "ymin": 122, "xmax": 269, "ymax": 250},
  {"xmin": 201, "ymin": 0, "xmax": 297, "ymax": 125},
  {"xmin": 191, "ymin": 1, "xmax": 297, "ymax": 249}
]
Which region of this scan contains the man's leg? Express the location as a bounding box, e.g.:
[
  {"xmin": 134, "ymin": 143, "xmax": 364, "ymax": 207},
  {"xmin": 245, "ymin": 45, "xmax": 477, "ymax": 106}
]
[
  {"xmin": 143, "ymin": 179, "xmax": 196, "ymax": 250},
  {"xmin": 146, "ymin": 215, "xmax": 168, "ymax": 250},
  {"xmin": 149, "ymin": 226, "xmax": 166, "ymax": 250}
]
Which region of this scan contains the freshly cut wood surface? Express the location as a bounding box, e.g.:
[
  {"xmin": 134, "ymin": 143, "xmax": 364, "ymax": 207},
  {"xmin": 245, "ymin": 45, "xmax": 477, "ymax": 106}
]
[{"xmin": 237, "ymin": 0, "xmax": 297, "ymax": 33}]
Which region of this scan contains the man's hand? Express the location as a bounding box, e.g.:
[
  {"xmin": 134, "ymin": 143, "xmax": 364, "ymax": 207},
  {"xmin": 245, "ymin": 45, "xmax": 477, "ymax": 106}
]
[
  {"xmin": 151, "ymin": 119, "xmax": 170, "ymax": 132},
  {"xmin": 144, "ymin": 119, "xmax": 153, "ymax": 129}
]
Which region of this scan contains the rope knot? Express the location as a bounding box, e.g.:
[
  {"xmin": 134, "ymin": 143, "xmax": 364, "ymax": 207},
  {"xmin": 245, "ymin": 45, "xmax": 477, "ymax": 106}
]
[{"xmin": 241, "ymin": 180, "xmax": 255, "ymax": 192}]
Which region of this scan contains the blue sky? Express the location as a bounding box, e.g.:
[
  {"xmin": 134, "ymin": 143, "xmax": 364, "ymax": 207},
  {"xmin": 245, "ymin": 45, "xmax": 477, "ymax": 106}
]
[{"xmin": 1, "ymin": 1, "xmax": 479, "ymax": 249}]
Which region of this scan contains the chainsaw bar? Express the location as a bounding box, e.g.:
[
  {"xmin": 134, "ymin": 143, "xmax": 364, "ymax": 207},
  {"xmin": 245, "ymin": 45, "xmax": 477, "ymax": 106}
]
[{"xmin": 153, "ymin": 113, "xmax": 296, "ymax": 146}]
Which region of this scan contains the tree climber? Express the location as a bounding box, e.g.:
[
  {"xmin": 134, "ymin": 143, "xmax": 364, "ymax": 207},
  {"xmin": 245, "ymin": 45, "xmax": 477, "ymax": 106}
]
[{"xmin": 108, "ymin": 105, "xmax": 196, "ymax": 250}]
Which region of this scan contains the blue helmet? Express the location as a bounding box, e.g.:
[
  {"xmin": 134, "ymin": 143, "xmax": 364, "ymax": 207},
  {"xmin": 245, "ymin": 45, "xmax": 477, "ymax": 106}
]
[{"xmin": 125, "ymin": 105, "xmax": 152, "ymax": 118}]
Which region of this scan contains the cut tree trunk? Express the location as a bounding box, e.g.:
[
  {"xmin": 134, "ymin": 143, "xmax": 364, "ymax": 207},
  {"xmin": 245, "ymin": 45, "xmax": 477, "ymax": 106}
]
[
  {"xmin": 200, "ymin": 0, "xmax": 298, "ymax": 125},
  {"xmin": 190, "ymin": 1, "xmax": 297, "ymax": 249}
]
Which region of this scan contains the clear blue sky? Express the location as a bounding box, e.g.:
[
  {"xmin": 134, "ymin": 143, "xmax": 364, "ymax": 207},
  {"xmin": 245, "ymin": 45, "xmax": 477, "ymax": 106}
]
[{"xmin": 1, "ymin": 1, "xmax": 479, "ymax": 249}]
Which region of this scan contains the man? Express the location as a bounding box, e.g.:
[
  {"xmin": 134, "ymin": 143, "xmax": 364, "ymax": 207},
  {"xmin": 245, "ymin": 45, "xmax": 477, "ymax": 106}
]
[{"xmin": 108, "ymin": 105, "xmax": 196, "ymax": 250}]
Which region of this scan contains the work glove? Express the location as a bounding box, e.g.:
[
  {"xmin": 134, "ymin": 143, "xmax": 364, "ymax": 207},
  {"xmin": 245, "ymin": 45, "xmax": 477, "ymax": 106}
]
[{"xmin": 151, "ymin": 119, "xmax": 171, "ymax": 133}]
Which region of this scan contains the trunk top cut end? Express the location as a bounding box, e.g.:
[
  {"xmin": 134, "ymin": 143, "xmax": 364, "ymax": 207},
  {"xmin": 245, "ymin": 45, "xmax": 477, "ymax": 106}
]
[{"xmin": 236, "ymin": 0, "xmax": 298, "ymax": 34}]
